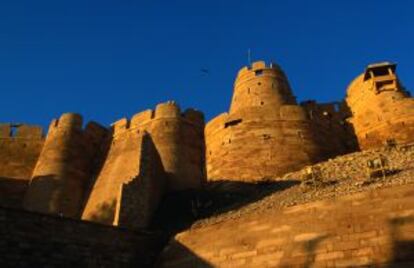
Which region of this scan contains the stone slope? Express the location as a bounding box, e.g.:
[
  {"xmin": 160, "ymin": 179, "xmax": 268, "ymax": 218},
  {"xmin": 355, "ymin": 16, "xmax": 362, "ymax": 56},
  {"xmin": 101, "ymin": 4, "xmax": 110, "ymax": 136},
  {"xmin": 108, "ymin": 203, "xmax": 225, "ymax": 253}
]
[{"xmin": 191, "ymin": 143, "xmax": 414, "ymax": 229}]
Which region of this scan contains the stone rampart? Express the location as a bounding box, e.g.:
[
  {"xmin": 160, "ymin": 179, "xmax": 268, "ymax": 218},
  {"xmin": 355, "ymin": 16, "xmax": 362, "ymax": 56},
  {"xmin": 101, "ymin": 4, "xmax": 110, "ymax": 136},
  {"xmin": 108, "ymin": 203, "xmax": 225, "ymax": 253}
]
[
  {"xmin": 0, "ymin": 124, "xmax": 44, "ymax": 180},
  {"xmin": 23, "ymin": 113, "xmax": 108, "ymax": 218},
  {"xmin": 0, "ymin": 206, "xmax": 161, "ymax": 267},
  {"xmin": 82, "ymin": 102, "xmax": 205, "ymax": 225},
  {"xmin": 346, "ymin": 62, "xmax": 414, "ymax": 150},
  {"xmin": 158, "ymin": 184, "xmax": 414, "ymax": 267}
]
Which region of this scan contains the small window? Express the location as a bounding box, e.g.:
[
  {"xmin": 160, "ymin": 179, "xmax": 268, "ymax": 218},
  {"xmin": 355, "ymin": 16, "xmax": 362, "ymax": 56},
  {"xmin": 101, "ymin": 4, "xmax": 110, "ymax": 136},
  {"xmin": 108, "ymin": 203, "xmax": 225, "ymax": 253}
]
[
  {"xmin": 255, "ymin": 70, "xmax": 264, "ymax": 76},
  {"xmin": 263, "ymin": 134, "xmax": 271, "ymax": 140},
  {"xmin": 260, "ymin": 101, "xmax": 264, "ymax": 105},
  {"xmin": 258, "ymin": 82, "xmax": 262, "ymax": 86},
  {"xmin": 247, "ymin": 88, "xmax": 250, "ymax": 94},
  {"xmin": 372, "ymin": 67, "xmax": 390, "ymax": 77},
  {"xmin": 228, "ymin": 139, "xmax": 231, "ymax": 144},
  {"xmin": 224, "ymin": 119, "xmax": 242, "ymax": 128}
]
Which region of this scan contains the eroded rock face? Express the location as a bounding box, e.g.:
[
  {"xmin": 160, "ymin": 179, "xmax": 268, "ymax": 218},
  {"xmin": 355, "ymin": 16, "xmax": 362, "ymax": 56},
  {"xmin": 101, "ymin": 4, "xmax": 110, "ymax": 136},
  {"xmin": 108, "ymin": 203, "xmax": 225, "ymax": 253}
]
[{"xmin": 345, "ymin": 62, "xmax": 414, "ymax": 150}]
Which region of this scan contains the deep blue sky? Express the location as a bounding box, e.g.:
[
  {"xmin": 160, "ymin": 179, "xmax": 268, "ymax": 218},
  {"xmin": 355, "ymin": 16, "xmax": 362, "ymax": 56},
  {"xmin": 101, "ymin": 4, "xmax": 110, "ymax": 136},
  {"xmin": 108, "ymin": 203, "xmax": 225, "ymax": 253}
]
[{"xmin": 1, "ymin": 1, "xmax": 413, "ymax": 130}]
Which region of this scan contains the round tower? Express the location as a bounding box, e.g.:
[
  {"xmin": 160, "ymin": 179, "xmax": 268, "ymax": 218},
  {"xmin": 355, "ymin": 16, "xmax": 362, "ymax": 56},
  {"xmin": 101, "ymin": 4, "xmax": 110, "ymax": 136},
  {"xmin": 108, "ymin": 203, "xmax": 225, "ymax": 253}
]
[
  {"xmin": 150, "ymin": 101, "xmax": 205, "ymax": 191},
  {"xmin": 230, "ymin": 61, "xmax": 296, "ymax": 117},
  {"xmin": 345, "ymin": 62, "xmax": 414, "ymax": 149},
  {"xmin": 23, "ymin": 113, "xmax": 99, "ymax": 218},
  {"xmin": 205, "ymin": 61, "xmax": 321, "ymax": 181}
]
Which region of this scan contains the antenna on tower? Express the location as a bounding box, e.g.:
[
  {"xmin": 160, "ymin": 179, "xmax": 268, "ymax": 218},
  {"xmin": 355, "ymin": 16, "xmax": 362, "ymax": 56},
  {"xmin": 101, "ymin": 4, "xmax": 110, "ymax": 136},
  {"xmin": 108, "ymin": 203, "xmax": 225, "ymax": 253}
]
[{"xmin": 247, "ymin": 48, "xmax": 251, "ymax": 65}]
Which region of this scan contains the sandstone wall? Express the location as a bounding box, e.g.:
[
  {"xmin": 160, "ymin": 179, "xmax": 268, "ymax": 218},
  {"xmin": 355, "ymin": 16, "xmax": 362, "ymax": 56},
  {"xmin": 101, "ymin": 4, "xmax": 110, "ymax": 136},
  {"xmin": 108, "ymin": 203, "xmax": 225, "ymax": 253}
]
[
  {"xmin": 0, "ymin": 206, "xmax": 161, "ymax": 267},
  {"xmin": 346, "ymin": 63, "xmax": 414, "ymax": 150},
  {"xmin": 82, "ymin": 102, "xmax": 205, "ymax": 225},
  {"xmin": 23, "ymin": 113, "xmax": 108, "ymax": 218},
  {"xmin": 0, "ymin": 124, "xmax": 44, "ymax": 180},
  {"xmin": 158, "ymin": 184, "xmax": 414, "ymax": 267},
  {"xmin": 301, "ymin": 101, "xmax": 358, "ymax": 157},
  {"xmin": 206, "ymin": 61, "xmax": 322, "ymax": 181},
  {"xmin": 113, "ymin": 133, "xmax": 166, "ymax": 230}
]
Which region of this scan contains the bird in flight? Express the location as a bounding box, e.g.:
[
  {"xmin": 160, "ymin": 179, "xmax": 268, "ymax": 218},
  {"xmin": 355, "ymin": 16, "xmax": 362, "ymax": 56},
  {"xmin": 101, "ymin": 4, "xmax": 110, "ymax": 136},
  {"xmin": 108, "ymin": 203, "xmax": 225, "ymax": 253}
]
[{"xmin": 200, "ymin": 68, "xmax": 209, "ymax": 75}]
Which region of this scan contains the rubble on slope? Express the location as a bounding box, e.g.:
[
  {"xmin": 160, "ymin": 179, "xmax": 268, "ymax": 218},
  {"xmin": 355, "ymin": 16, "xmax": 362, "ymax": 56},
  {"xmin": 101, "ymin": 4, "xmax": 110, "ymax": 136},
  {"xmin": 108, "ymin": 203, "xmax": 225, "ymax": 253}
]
[{"xmin": 191, "ymin": 143, "xmax": 414, "ymax": 229}]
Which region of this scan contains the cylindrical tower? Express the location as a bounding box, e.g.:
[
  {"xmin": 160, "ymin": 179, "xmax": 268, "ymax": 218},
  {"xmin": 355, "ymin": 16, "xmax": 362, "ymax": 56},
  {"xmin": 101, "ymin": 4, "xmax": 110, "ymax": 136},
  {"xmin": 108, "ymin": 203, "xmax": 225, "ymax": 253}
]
[
  {"xmin": 23, "ymin": 113, "xmax": 106, "ymax": 218},
  {"xmin": 230, "ymin": 61, "xmax": 296, "ymax": 117},
  {"xmin": 205, "ymin": 61, "xmax": 321, "ymax": 181},
  {"xmin": 345, "ymin": 62, "xmax": 414, "ymax": 149},
  {"xmin": 150, "ymin": 102, "xmax": 205, "ymax": 191}
]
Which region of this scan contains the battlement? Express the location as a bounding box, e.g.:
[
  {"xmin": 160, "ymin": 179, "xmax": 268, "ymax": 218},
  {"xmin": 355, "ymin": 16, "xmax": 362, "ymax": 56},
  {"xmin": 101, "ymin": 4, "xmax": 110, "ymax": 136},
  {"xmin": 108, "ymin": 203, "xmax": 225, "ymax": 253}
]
[
  {"xmin": 155, "ymin": 101, "xmax": 181, "ymax": 118},
  {"xmin": 237, "ymin": 60, "xmax": 281, "ymax": 76},
  {"xmin": 50, "ymin": 113, "xmax": 83, "ymax": 130},
  {"xmin": 0, "ymin": 124, "xmax": 44, "ymax": 139},
  {"xmin": 111, "ymin": 101, "xmax": 204, "ymax": 138}
]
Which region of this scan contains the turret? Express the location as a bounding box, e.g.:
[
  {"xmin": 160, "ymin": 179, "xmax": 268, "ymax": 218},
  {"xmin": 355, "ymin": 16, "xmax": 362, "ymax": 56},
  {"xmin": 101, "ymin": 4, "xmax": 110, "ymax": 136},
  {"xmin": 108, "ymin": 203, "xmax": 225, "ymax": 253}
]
[
  {"xmin": 230, "ymin": 61, "xmax": 296, "ymax": 116},
  {"xmin": 23, "ymin": 113, "xmax": 107, "ymax": 218},
  {"xmin": 205, "ymin": 60, "xmax": 322, "ymax": 181},
  {"xmin": 345, "ymin": 62, "xmax": 414, "ymax": 149}
]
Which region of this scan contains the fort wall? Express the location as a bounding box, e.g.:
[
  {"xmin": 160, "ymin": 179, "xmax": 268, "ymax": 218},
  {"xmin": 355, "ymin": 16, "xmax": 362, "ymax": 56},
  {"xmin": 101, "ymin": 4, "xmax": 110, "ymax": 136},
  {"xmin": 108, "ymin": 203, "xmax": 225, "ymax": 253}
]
[
  {"xmin": 0, "ymin": 206, "xmax": 161, "ymax": 267},
  {"xmin": 0, "ymin": 124, "xmax": 44, "ymax": 180},
  {"xmin": 23, "ymin": 113, "xmax": 108, "ymax": 218},
  {"xmin": 205, "ymin": 61, "xmax": 322, "ymax": 181},
  {"xmin": 301, "ymin": 100, "xmax": 358, "ymax": 156},
  {"xmin": 82, "ymin": 102, "xmax": 205, "ymax": 225},
  {"xmin": 346, "ymin": 63, "xmax": 414, "ymax": 150},
  {"xmin": 158, "ymin": 184, "xmax": 414, "ymax": 267},
  {"xmin": 113, "ymin": 133, "xmax": 166, "ymax": 230}
]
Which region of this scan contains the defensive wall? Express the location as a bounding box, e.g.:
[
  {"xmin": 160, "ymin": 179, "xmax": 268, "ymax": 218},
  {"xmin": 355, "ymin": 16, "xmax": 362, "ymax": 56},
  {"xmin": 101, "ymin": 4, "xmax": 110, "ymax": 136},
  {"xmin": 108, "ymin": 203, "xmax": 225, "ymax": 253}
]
[
  {"xmin": 82, "ymin": 101, "xmax": 205, "ymax": 225},
  {"xmin": 300, "ymin": 100, "xmax": 358, "ymax": 156},
  {"xmin": 23, "ymin": 113, "xmax": 108, "ymax": 218},
  {"xmin": 205, "ymin": 61, "xmax": 322, "ymax": 181},
  {"xmin": 0, "ymin": 124, "xmax": 44, "ymax": 209},
  {"xmin": 0, "ymin": 124, "xmax": 44, "ymax": 180},
  {"xmin": 0, "ymin": 205, "xmax": 162, "ymax": 267},
  {"xmin": 158, "ymin": 184, "xmax": 414, "ymax": 267},
  {"xmin": 346, "ymin": 62, "xmax": 414, "ymax": 150}
]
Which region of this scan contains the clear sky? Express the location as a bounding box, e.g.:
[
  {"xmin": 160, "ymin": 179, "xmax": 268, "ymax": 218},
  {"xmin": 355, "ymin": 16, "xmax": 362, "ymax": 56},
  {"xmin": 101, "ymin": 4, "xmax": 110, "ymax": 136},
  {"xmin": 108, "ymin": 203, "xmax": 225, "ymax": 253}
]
[{"xmin": 1, "ymin": 0, "xmax": 413, "ymax": 129}]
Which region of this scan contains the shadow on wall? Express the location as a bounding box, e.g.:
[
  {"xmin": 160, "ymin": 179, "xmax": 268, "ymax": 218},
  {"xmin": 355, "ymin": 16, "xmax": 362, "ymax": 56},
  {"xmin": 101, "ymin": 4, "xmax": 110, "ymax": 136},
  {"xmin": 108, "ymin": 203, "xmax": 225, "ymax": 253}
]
[
  {"xmin": 0, "ymin": 177, "xmax": 29, "ymax": 209},
  {"xmin": 155, "ymin": 239, "xmax": 214, "ymax": 268},
  {"xmin": 302, "ymin": 234, "xmax": 330, "ymax": 268},
  {"xmin": 387, "ymin": 215, "xmax": 414, "ymax": 267},
  {"xmin": 151, "ymin": 180, "xmax": 300, "ymax": 234},
  {"xmin": 23, "ymin": 175, "xmax": 60, "ymax": 214}
]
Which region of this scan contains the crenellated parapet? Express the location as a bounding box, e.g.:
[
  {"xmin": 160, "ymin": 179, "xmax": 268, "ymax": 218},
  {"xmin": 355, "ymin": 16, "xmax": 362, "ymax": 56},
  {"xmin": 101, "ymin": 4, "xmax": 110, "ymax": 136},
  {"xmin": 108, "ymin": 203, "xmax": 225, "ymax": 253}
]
[
  {"xmin": 82, "ymin": 101, "xmax": 205, "ymax": 225},
  {"xmin": 0, "ymin": 123, "xmax": 44, "ymax": 139},
  {"xmin": 111, "ymin": 101, "xmax": 204, "ymax": 140}
]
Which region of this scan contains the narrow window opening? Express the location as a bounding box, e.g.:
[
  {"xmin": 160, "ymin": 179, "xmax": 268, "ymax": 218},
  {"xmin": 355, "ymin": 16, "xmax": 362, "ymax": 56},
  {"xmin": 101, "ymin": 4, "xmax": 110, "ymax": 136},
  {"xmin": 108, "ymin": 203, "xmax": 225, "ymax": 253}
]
[
  {"xmin": 258, "ymin": 82, "xmax": 262, "ymax": 86},
  {"xmin": 10, "ymin": 126, "xmax": 17, "ymax": 137},
  {"xmin": 247, "ymin": 88, "xmax": 250, "ymax": 94},
  {"xmin": 372, "ymin": 67, "xmax": 389, "ymax": 77},
  {"xmin": 255, "ymin": 70, "xmax": 264, "ymax": 76},
  {"xmin": 263, "ymin": 134, "xmax": 271, "ymax": 140},
  {"xmin": 224, "ymin": 119, "xmax": 243, "ymax": 128},
  {"xmin": 260, "ymin": 101, "xmax": 264, "ymax": 105},
  {"xmin": 228, "ymin": 139, "xmax": 231, "ymax": 144}
]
